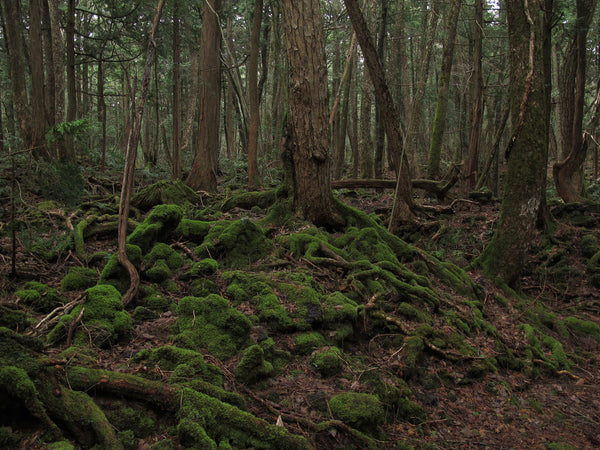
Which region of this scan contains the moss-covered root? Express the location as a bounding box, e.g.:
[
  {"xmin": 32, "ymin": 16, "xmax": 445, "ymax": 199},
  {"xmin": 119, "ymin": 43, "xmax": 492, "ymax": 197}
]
[{"xmin": 222, "ymin": 189, "xmax": 277, "ymax": 212}]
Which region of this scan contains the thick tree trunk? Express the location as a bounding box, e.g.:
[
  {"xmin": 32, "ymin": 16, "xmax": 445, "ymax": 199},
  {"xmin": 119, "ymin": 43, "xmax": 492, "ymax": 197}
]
[
  {"xmin": 172, "ymin": 2, "xmax": 181, "ymax": 180},
  {"xmin": 343, "ymin": 0, "xmax": 414, "ymax": 229},
  {"xmin": 118, "ymin": 0, "xmax": 165, "ymax": 306},
  {"xmin": 476, "ymin": 0, "xmax": 549, "ymax": 288},
  {"xmin": 64, "ymin": 0, "xmax": 77, "ymax": 160},
  {"xmin": 374, "ymin": 0, "xmax": 388, "ymax": 179},
  {"xmin": 426, "ymin": 0, "xmax": 462, "ymax": 179},
  {"xmin": 48, "ymin": 0, "xmax": 66, "ymax": 160},
  {"xmin": 281, "ymin": 0, "xmax": 338, "ymax": 227},
  {"xmin": 1, "ymin": 0, "xmax": 31, "ymax": 150},
  {"xmin": 29, "ymin": 0, "xmax": 47, "ymax": 158},
  {"xmin": 187, "ymin": 0, "xmax": 222, "ymax": 193},
  {"xmin": 247, "ymin": 0, "xmax": 263, "ymax": 188}
]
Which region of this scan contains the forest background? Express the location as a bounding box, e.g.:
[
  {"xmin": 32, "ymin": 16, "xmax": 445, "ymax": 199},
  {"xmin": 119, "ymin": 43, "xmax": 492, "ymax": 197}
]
[{"xmin": 1, "ymin": 0, "xmax": 600, "ymax": 449}]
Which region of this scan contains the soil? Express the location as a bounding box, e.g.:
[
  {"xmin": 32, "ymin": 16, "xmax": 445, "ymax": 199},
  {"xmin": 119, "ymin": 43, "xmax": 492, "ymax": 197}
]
[{"xmin": 1, "ymin": 176, "xmax": 599, "ymax": 449}]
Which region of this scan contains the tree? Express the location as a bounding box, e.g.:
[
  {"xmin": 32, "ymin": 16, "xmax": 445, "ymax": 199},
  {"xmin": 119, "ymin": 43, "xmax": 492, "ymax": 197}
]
[
  {"xmin": 476, "ymin": 0, "xmax": 550, "ymax": 287},
  {"xmin": 186, "ymin": 0, "xmax": 222, "ymax": 192},
  {"xmin": 552, "ymin": 0, "xmax": 596, "ymax": 202},
  {"xmin": 343, "ymin": 0, "xmax": 414, "ymax": 229},
  {"xmin": 426, "ymin": 0, "xmax": 462, "ymax": 179},
  {"xmin": 281, "ymin": 0, "xmax": 338, "ymax": 227},
  {"xmin": 118, "ymin": 0, "xmax": 166, "ymax": 306},
  {"xmin": 172, "ymin": 2, "xmax": 182, "ymax": 180},
  {"xmin": 248, "ymin": 0, "xmax": 263, "ymax": 188}
]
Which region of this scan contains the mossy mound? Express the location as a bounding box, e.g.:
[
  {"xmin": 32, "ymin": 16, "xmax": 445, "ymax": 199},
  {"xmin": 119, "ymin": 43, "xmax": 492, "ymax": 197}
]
[
  {"xmin": 132, "ymin": 180, "xmax": 202, "ymax": 212},
  {"xmin": 196, "ymin": 218, "xmax": 272, "ymax": 268},
  {"xmin": 47, "ymin": 284, "xmax": 133, "ymax": 347},
  {"xmin": 60, "ymin": 267, "xmax": 98, "ymax": 291},
  {"xmin": 329, "ymin": 392, "xmax": 385, "ymax": 434},
  {"xmin": 174, "ymin": 218, "xmax": 212, "ymax": 242},
  {"xmin": 235, "ymin": 344, "xmax": 274, "ymax": 385},
  {"xmin": 180, "ymin": 258, "xmax": 219, "ymax": 280},
  {"xmin": 174, "ymin": 295, "xmax": 253, "ymax": 360},
  {"xmin": 15, "ymin": 282, "xmax": 66, "ymax": 313},
  {"xmin": 0, "ymin": 304, "xmax": 36, "ymax": 330},
  {"xmin": 99, "ymin": 244, "xmax": 142, "ymax": 294},
  {"xmin": 127, "ymin": 204, "xmax": 183, "ymax": 253},
  {"xmin": 310, "ymin": 347, "xmax": 344, "ymax": 378},
  {"xmin": 142, "ymin": 242, "xmax": 186, "ymax": 271},
  {"xmin": 294, "ymin": 332, "xmax": 327, "ymax": 355}
]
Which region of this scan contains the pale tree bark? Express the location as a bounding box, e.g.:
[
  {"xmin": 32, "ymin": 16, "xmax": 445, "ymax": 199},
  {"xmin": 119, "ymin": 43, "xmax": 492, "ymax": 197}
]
[
  {"xmin": 552, "ymin": 0, "xmax": 596, "ymax": 203},
  {"xmin": 1, "ymin": 0, "xmax": 31, "ymax": 150},
  {"xmin": 186, "ymin": 0, "xmax": 222, "ymax": 192},
  {"xmin": 426, "ymin": 0, "xmax": 462, "ymax": 179},
  {"xmin": 343, "ymin": 0, "xmax": 414, "ymax": 230},
  {"xmin": 281, "ymin": 0, "xmax": 338, "ymax": 227},
  {"xmin": 466, "ymin": 0, "xmax": 484, "ymax": 189},
  {"xmin": 172, "ymin": 2, "xmax": 181, "ymax": 180},
  {"xmin": 476, "ymin": 0, "xmax": 549, "ymax": 288},
  {"xmin": 118, "ymin": 0, "xmax": 165, "ymax": 306},
  {"xmin": 248, "ymin": 0, "xmax": 263, "ymax": 188}
]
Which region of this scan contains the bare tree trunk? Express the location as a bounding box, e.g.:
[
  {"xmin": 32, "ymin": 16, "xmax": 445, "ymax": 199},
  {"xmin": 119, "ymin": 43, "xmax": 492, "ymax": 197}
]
[
  {"xmin": 248, "ymin": 0, "xmax": 263, "ymax": 188},
  {"xmin": 343, "ymin": 0, "xmax": 414, "ymax": 229},
  {"xmin": 48, "ymin": 0, "xmax": 66, "ymax": 160},
  {"xmin": 426, "ymin": 0, "xmax": 462, "ymax": 180},
  {"xmin": 64, "ymin": 0, "xmax": 77, "ymax": 160},
  {"xmin": 186, "ymin": 0, "xmax": 222, "ymax": 192},
  {"xmin": 118, "ymin": 0, "xmax": 165, "ymax": 306},
  {"xmin": 172, "ymin": 2, "xmax": 181, "ymax": 180},
  {"xmin": 466, "ymin": 0, "xmax": 483, "ymax": 189},
  {"xmin": 29, "ymin": 0, "xmax": 47, "ymax": 158}
]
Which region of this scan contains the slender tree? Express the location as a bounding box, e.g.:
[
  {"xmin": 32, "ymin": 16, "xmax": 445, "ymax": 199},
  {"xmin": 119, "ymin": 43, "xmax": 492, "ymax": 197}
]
[
  {"xmin": 172, "ymin": 2, "xmax": 181, "ymax": 180},
  {"xmin": 248, "ymin": 0, "xmax": 263, "ymax": 188}
]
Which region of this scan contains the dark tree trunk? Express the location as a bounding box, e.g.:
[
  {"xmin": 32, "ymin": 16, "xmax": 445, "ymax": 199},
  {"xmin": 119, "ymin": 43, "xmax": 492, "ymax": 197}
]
[{"xmin": 248, "ymin": 0, "xmax": 263, "ymax": 188}]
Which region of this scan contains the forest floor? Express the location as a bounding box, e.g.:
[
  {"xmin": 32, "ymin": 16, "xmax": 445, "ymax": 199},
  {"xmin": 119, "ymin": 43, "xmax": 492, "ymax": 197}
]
[{"xmin": 1, "ymin": 167, "xmax": 600, "ymax": 449}]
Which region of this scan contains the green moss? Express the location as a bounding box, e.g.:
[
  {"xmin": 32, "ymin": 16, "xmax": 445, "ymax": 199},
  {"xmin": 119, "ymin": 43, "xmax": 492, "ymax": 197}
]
[
  {"xmin": 190, "ymin": 279, "xmax": 217, "ymax": 297},
  {"xmin": 323, "ymin": 291, "xmax": 358, "ymax": 325},
  {"xmin": 47, "ymin": 284, "xmax": 132, "ymax": 348},
  {"xmin": 404, "ymin": 336, "xmax": 425, "ymax": 378},
  {"xmin": 143, "ymin": 293, "xmax": 172, "ymax": 312},
  {"xmin": 118, "ymin": 429, "xmax": 136, "ymax": 450},
  {"xmin": 294, "ymin": 332, "xmax": 327, "ymax": 355},
  {"xmin": 149, "ymin": 439, "xmax": 176, "ymax": 450},
  {"xmin": 181, "ymin": 259, "xmax": 219, "ymax": 280},
  {"xmin": 132, "ymin": 345, "xmax": 223, "ymax": 386},
  {"xmin": 174, "ymin": 295, "xmax": 252, "ymax": 360},
  {"xmin": 15, "ymin": 282, "xmax": 66, "ymax": 313},
  {"xmin": 275, "ymin": 283, "xmax": 323, "ymax": 330},
  {"xmin": 223, "ymin": 271, "xmax": 272, "ymax": 304},
  {"xmin": 563, "ymin": 316, "xmax": 600, "ymax": 341},
  {"xmin": 196, "ymin": 218, "xmax": 272, "ymax": 268},
  {"xmin": 143, "ymin": 243, "xmax": 185, "ymax": 270},
  {"xmin": 99, "ymin": 244, "xmax": 142, "ymax": 294},
  {"xmin": 397, "ymin": 302, "xmax": 432, "ymax": 324},
  {"xmin": 46, "ymin": 441, "xmax": 76, "ymax": 450},
  {"xmin": 175, "ymin": 218, "xmax": 212, "ymax": 242},
  {"xmin": 177, "ymin": 387, "xmax": 309, "ymax": 449},
  {"xmin": 60, "ymin": 267, "xmax": 98, "ymax": 291},
  {"xmin": 133, "ymin": 306, "xmax": 158, "ymax": 321},
  {"xmin": 310, "ymin": 347, "xmax": 344, "ymax": 377},
  {"xmin": 106, "ymin": 406, "xmax": 155, "ymax": 438},
  {"xmin": 329, "ymin": 392, "xmax": 385, "ymax": 433},
  {"xmin": 57, "ymin": 346, "xmax": 99, "ymax": 366},
  {"xmin": 128, "ymin": 204, "xmax": 183, "ymax": 252},
  {"xmin": 235, "ymin": 345, "xmax": 274, "ymax": 385},
  {"xmin": 132, "ymin": 180, "xmax": 201, "ymax": 211},
  {"xmin": 143, "ymin": 259, "xmax": 172, "ymax": 283},
  {"xmin": 581, "ymin": 235, "xmax": 600, "ymax": 258},
  {"xmin": 0, "ymin": 304, "xmax": 36, "ymax": 330},
  {"xmin": 256, "ymin": 293, "xmax": 294, "ymax": 331}
]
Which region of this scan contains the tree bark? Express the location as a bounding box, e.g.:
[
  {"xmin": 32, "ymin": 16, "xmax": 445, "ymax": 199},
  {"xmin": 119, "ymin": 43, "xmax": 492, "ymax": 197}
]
[
  {"xmin": 281, "ymin": 0, "xmax": 338, "ymax": 227},
  {"xmin": 48, "ymin": 0, "xmax": 66, "ymax": 160},
  {"xmin": 426, "ymin": 0, "xmax": 462, "ymax": 179},
  {"xmin": 64, "ymin": 0, "xmax": 77, "ymax": 160},
  {"xmin": 552, "ymin": 0, "xmax": 596, "ymax": 203},
  {"xmin": 172, "ymin": 2, "xmax": 181, "ymax": 180},
  {"xmin": 247, "ymin": 0, "xmax": 263, "ymax": 188},
  {"xmin": 29, "ymin": 0, "xmax": 47, "ymax": 158},
  {"xmin": 118, "ymin": 0, "xmax": 165, "ymax": 306},
  {"xmin": 343, "ymin": 0, "xmax": 414, "ymax": 230},
  {"xmin": 186, "ymin": 0, "xmax": 222, "ymax": 193},
  {"xmin": 476, "ymin": 0, "xmax": 549, "ymax": 288}
]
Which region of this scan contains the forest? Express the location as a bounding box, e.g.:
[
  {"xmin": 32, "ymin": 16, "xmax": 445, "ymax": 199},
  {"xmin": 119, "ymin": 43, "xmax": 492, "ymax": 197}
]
[{"xmin": 1, "ymin": 0, "xmax": 600, "ymax": 448}]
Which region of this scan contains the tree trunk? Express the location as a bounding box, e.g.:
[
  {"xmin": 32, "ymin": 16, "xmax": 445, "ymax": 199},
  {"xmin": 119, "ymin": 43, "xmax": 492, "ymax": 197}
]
[
  {"xmin": 552, "ymin": 0, "xmax": 596, "ymax": 203},
  {"xmin": 281, "ymin": 0, "xmax": 338, "ymax": 227},
  {"xmin": 29, "ymin": 0, "xmax": 47, "ymax": 158},
  {"xmin": 466, "ymin": 0, "xmax": 483, "ymax": 189},
  {"xmin": 426, "ymin": 0, "xmax": 462, "ymax": 179},
  {"xmin": 172, "ymin": 2, "xmax": 181, "ymax": 180},
  {"xmin": 248, "ymin": 0, "xmax": 263, "ymax": 188},
  {"xmin": 64, "ymin": 0, "xmax": 77, "ymax": 160},
  {"xmin": 118, "ymin": 0, "xmax": 165, "ymax": 306},
  {"xmin": 476, "ymin": 0, "xmax": 549, "ymax": 288},
  {"xmin": 1, "ymin": 0, "xmax": 31, "ymax": 150},
  {"xmin": 186, "ymin": 0, "xmax": 222, "ymax": 193},
  {"xmin": 343, "ymin": 0, "xmax": 414, "ymax": 229},
  {"xmin": 48, "ymin": 0, "xmax": 66, "ymax": 160},
  {"xmin": 374, "ymin": 0, "xmax": 388, "ymax": 179}
]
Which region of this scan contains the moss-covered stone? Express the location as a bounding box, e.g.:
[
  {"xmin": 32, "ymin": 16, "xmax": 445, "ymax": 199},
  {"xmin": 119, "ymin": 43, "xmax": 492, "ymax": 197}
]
[
  {"xmin": 175, "ymin": 218, "xmax": 212, "ymax": 242},
  {"xmin": 180, "ymin": 258, "xmax": 219, "ymax": 280},
  {"xmin": 60, "ymin": 267, "xmax": 98, "ymax": 291},
  {"xmin": 132, "ymin": 180, "xmax": 202, "ymax": 211},
  {"xmin": 294, "ymin": 332, "xmax": 327, "ymax": 355},
  {"xmin": 222, "ymin": 271, "xmax": 272, "ymax": 304},
  {"xmin": 275, "ymin": 283, "xmax": 323, "ymax": 330},
  {"xmin": 196, "ymin": 218, "xmax": 272, "ymax": 268},
  {"xmin": 127, "ymin": 204, "xmax": 183, "ymax": 253},
  {"xmin": 323, "ymin": 291, "xmax": 358, "ymax": 324},
  {"xmin": 256, "ymin": 293, "xmax": 294, "ymax": 331},
  {"xmin": 47, "ymin": 284, "xmax": 133, "ymax": 348},
  {"xmin": 143, "ymin": 259, "xmax": 172, "ymax": 283},
  {"xmin": 132, "ymin": 345, "xmax": 223, "ymax": 387},
  {"xmin": 174, "ymin": 295, "xmax": 252, "ymax": 360},
  {"xmin": 15, "ymin": 282, "xmax": 66, "ymax": 313},
  {"xmin": 190, "ymin": 278, "xmax": 217, "ymax": 297},
  {"xmin": 143, "ymin": 242, "xmax": 185, "ymax": 271},
  {"xmin": 310, "ymin": 347, "xmax": 344, "ymax": 378},
  {"xmin": 329, "ymin": 392, "xmax": 385, "ymax": 433},
  {"xmin": 99, "ymin": 244, "xmax": 143, "ymax": 294},
  {"xmin": 563, "ymin": 316, "xmax": 600, "ymax": 341},
  {"xmin": 235, "ymin": 344, "xmax": 274, "ymax": 385}
]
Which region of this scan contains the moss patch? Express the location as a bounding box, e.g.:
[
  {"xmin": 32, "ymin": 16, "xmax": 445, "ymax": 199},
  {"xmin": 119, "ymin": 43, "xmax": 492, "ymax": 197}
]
[
  {"xmin": 329, "ymin": 392, "xmax": 385, "ymax": 434},
  {"xmin": 15, "ymin": 282, "xmax": 66, "ymax": 314},
  {"xmin": 60, "ymin": 267, "xmax": 98, "ymax": 291}
]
